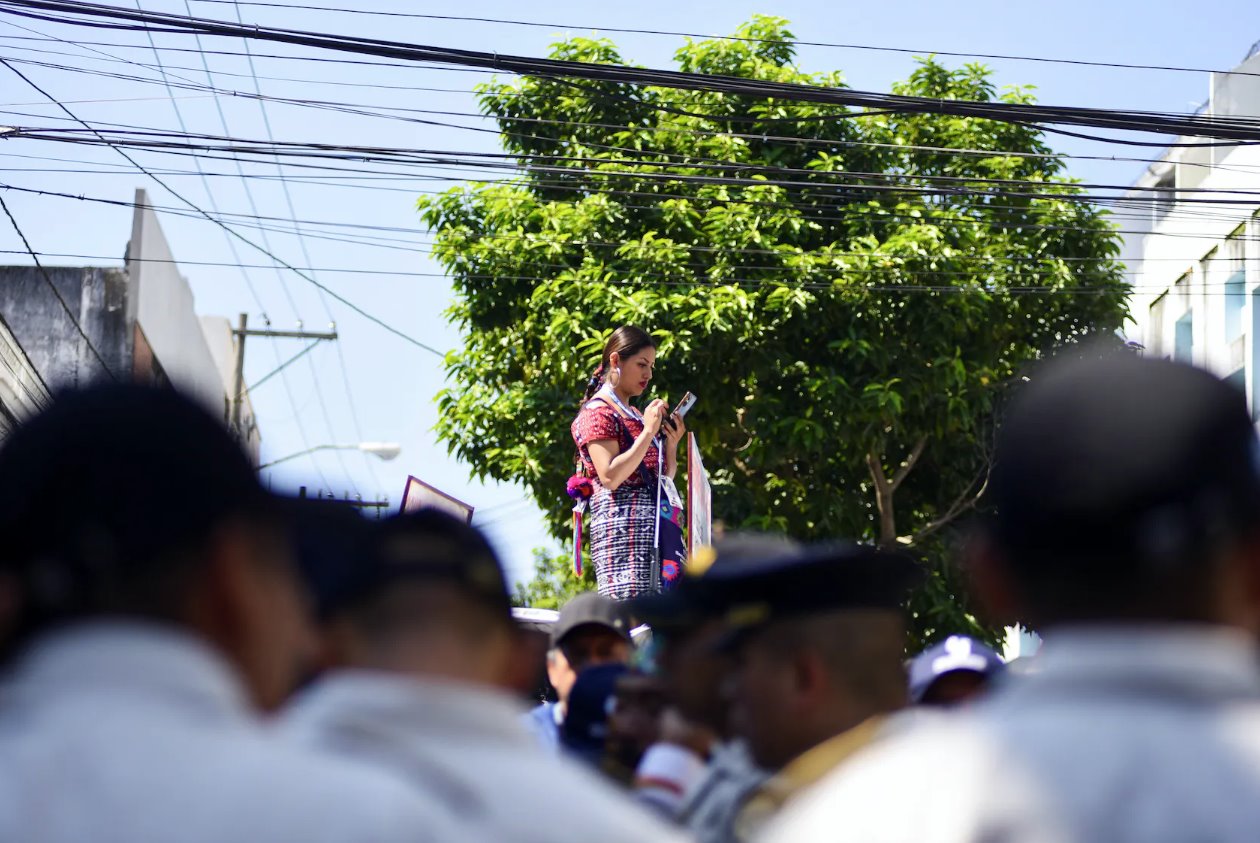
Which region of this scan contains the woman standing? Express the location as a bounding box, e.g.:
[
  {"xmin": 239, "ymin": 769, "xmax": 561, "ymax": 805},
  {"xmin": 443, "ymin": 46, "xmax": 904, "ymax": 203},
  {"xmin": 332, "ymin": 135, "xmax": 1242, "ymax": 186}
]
[{"xmin": 572, "ymin": 326, "xmax": 686, "ymax": 599}]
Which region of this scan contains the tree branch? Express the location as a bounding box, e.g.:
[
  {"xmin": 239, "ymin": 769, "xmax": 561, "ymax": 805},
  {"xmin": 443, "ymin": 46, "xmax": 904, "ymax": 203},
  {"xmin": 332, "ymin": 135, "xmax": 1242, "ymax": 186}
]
[
  {"xmin": 890, "ymin": 436, "xmax": 929, "ymax": 492},
  {"xmin": 866, "ymin": 450, "xmax": 896, "ymax": 548},
  {"xmin": 902, "ymin": 462, "xmax": 992, "ymax": 546}
]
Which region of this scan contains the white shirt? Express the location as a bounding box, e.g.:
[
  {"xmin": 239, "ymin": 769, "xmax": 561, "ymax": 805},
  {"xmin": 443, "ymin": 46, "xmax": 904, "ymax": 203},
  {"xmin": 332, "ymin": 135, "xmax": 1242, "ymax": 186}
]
[
  {"xmin": 761, "ymin": 626, "xmax": 1260, "ymax": 843},
  {"xmin": 280, "ymin": 670, "xmax": 694, "ymax": 843},
  {"xmin": 0, "ymin": 622, "xmax": 476, "ymax": 843}
]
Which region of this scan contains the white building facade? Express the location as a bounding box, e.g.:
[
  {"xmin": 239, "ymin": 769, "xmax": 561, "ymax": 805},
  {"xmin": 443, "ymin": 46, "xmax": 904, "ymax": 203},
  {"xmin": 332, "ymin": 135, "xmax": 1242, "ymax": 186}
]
[{"xmin": 1123, "ymin": 44, "xmax": 1260, "ymax": 412}]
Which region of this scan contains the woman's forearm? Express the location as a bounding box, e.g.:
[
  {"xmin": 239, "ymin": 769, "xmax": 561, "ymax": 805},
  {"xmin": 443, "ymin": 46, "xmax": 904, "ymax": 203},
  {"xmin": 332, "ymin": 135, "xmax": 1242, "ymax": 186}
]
[{"xmin": 598, "ymin": 431, "xmax": 656, "ymax": 490}]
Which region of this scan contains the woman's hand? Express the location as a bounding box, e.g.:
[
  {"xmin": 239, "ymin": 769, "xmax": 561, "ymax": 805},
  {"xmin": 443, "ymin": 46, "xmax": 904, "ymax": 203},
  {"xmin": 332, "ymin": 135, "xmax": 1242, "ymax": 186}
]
[
  {"xmin": 662, "ymin": 411, "xmax": 686, "ymax": 451},
  {"xmin": 642, "ymin": 399, "xmax": 669, "ymax": 437}
]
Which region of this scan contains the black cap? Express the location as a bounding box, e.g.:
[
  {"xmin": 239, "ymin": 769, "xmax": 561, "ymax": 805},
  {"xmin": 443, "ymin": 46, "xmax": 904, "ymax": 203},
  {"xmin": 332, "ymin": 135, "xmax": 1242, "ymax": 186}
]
[
  {"xmin": 292, "ymin": 499, "xmax": 380, "ymax": 621},
  {"xmin": 305, "ymin": 506, "xmax": 513, "ymax": 621},
  {"xmin": 0, "ymin": 384, "xmax": 286, "ymax": 612},
  {"xmin": 629, "ymin": 532, "xmax": 802, "ymax": 630},
  {"xmin": 991, "ymin": 352, "xmax": 1260, "ymax": 571},
  {"xmin": 376, "ymin": 508, "xmax": 512, "ymax": 617},
  {"xmin": 551, "ymin": 592, "xmax": 632, "ymax": 648},
  {"xmin": 700, "ymin": 542, "xmax": 923, "ymax": 634}
]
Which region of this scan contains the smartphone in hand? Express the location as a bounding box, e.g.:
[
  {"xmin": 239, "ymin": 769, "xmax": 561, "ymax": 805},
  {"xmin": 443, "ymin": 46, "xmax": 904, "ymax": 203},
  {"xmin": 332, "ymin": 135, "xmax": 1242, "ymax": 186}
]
[
  {"xmin": 672, "ymin": 392, "xmax": 697, "ymax": 419},
  {"xmin": 663, "ymin": 392, "xmax": 696, "ymax": 433}
]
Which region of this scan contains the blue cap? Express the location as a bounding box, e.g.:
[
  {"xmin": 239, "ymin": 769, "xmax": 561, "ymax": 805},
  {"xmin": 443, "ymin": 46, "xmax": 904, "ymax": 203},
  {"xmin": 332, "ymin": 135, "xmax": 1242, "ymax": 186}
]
[
  {"xmin": 908, "ymin": 635, "xmax": 1005, "ymax": 703},
  {"xmin": 560, "ymin": 663, "xmax": 628, "ymax": 765}
]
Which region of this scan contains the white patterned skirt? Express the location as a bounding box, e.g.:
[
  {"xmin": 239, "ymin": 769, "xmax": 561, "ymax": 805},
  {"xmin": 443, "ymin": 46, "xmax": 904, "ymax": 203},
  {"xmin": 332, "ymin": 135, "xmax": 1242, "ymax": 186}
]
[{"xmin": 587, "ymin": 482, "xmax": 657, "ymax": 600}]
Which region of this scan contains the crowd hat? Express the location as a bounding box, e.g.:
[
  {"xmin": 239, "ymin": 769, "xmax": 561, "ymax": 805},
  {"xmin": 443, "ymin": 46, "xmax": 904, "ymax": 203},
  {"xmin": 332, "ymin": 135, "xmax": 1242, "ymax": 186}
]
[
  {"xmin": 297, "ymin": 505, "xmax": 512, "ymax": 621},
  {"xmin": 701, "ymin": 541, "xmax": 924, "ymax": 641},
  {"xmin": 908, "ymin": 635, "xmax": 1006, "ymax": 703},
  {"xmin": 629, "ymin": 532, "xmax": 802, "ymax": 631},
  {"xmin": 291, "ymin": 498, "xmax": 380, "ymax": 621},
  {"xmin": 551, "ymin": 592, "xmax": 632, "ymax": 648}
]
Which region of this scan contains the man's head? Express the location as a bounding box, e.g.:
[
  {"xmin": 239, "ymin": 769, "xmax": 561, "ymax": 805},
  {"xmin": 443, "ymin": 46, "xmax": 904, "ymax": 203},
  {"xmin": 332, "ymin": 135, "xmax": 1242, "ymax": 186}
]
[
  {"xmin": 633, "ymin": 532, "xmax": 800, "ymax": 733},
  {"xmin": 313, "ymin": 507, "xmax": 517, "ymax": 689},
  {"xmin": 547, "ymin": 593, "xmax": 632, "ymax": 706},
  {"xmin": 709, "ymin": 543, "xmax": 921, "ymax": 771},
  {"xmin": 0, "ymin": 384, "xmax": 315, "ymax": 710},
  {"xmin": 509, "ymin": 609, "xmax": 557, "ymax": 702},
  {"xmin": 907, "ymin": 635, "xmax": 1005, "ymax": 707},
  {"xmin": 732, "ymin": 612, "xmax": 907, "ymax": 771},
  {"xmin": 975, "ymin": 352, "xmax": 1260, "ymax": 631}
]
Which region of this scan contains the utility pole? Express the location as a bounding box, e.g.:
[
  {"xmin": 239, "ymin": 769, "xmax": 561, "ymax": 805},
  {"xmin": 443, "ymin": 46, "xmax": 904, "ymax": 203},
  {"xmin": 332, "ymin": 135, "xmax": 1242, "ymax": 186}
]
[
  {"xmin": 229, "ymin": 312, "xmax": 338, "ymax": 439},
  {"xmin": 231, "ymin": 313, "xmax": 248, "ymax": 432}
]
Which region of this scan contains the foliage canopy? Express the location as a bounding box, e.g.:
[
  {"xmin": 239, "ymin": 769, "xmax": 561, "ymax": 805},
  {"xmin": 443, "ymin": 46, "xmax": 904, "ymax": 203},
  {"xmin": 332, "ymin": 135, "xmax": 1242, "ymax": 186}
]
[{"xmin": 420, "ymin": 17, "xmax": 1129, "ymax": 644}]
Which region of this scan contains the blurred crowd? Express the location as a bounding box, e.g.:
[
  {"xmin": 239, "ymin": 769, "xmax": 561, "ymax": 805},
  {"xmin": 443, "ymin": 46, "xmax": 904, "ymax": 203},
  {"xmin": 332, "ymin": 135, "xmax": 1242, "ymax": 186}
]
[{"xmin": 4, "ymin": 349, "xmax": 1260, "ymax": 842}]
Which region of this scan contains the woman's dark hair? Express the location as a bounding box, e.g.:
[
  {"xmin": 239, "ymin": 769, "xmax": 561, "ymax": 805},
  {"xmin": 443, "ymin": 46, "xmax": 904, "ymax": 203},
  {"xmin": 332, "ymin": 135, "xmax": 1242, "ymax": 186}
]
[{"xmin": 580, "ymin": 325, "xmax": 656, "ymax": 403}]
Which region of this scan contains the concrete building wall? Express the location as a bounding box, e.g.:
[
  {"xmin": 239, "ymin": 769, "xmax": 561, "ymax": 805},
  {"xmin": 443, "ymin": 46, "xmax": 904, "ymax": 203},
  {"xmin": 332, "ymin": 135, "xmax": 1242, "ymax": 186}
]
[
  {"xmin": 0, "ymin": 265, "xmax": 131, "ymax": 389},
  {"xmin": 0, "ymin": 189, "xmax": 265, "ymax": 459}
]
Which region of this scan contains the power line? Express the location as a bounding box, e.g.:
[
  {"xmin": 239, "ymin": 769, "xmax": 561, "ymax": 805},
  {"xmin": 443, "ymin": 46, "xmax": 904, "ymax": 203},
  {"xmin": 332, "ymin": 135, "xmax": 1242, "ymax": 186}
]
[
  {"xmin": 17, "ymin": 129, "xmax": 1260, "ymax": 211},
  {"xmin": 178, "ymin": 0, "xmax": 347, "ymax": 491},
  {"xmin": 14, "ymin": 126, "xmax": 1260, "ymax": 207},
  {"xmin": 8, "ymin": 157, "xmax": 1251, "ymax": 255},
  {"xmin": 3, "ymin": 44, "xmax": 1255, "ymax": 197},
  {"xmin": 0, "ymin": 34, "xmax": 485, "ymax": 94},
  {"xmin": 131, "ymin": 2, "xmax": 269, "ymax": 315},
  {"xmin": 6, "ymin": 0, "xmax": 1260, "ymax": 142},
  {"xmin": 9, "ymin": 179, "xmax": 1260, "ymax": 274},
  {"xmin": 226, "ymin": 0, "xmax": 380, "ymax": 490},
  {"xmin": 242, "ymin": 335, "xmax": 321, "ymax": 395},
  {"xmin": 0, "ymin": 249, "xmax": 1168, "ymax": 291},
  {"xmin": 186, "ymin": 0, "xmax": 1260, "ymax": 82},
  {"xmin": 0, "ymin": 57, "xmax": 445, "ymax": 358},
  {"xmin": 7, "ymin": 169, "xmax": 1258, "ymax": 259},
  {"xmin": 50, "ymin": 0, "xmax": 330, "ymax": 493},
  {"xmin": 0, "ymin": 193, "xmax": 120, "ymax": 380},
  {"xmin": 0, "ymin": 30, "xmax": 505, "ymax": 75},
  {"xmin": 11, "ymin": 50, "xmax": 1260, "ymax": 176}
]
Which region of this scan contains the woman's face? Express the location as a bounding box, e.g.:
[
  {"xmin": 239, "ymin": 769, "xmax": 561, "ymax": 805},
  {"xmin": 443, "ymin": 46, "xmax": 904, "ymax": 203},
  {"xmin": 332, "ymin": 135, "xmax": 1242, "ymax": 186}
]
[{"xmin": 613, "ymin": 347, "xmax": 656, "ymax": 398}]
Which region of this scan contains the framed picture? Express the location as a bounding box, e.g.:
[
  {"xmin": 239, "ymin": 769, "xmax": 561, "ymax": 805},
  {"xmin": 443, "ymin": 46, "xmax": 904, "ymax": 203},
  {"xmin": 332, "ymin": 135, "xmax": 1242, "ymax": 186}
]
[{"xmin": 401, "ymin": 475, "xmax": 475, "ymax": 524}]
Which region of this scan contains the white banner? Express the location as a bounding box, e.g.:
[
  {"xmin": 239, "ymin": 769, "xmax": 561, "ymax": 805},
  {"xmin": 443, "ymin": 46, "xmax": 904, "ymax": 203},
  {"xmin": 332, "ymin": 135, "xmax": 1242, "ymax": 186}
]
[{"xmin": 687, "ymin": 433, "xmax": 712, "ymax": 557}]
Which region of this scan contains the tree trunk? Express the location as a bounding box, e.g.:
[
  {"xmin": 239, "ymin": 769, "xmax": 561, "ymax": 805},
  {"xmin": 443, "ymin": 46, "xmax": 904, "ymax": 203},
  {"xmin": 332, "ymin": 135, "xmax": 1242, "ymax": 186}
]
[{"xmin": 866, "ymin": 437, "xmax": 928, "ymax": 548}]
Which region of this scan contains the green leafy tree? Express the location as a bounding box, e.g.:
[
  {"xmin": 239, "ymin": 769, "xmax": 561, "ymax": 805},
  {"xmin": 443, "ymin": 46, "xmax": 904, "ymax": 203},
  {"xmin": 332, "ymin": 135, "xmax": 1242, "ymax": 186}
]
[
  {"xmin": 512, "ymin": 549, "xmax": 596, "ymax": 610},
  {"xmin": 422, "ymin": 17, "xmax": 1129, "ymax": 646}
]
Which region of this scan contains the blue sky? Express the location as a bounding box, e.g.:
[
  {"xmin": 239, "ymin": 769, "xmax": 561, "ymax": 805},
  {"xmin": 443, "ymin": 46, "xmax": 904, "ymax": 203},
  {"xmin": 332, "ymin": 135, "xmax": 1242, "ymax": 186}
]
[{"xmin": 1, "ymin": 0, "xmax": 1257, "ymax": 584}]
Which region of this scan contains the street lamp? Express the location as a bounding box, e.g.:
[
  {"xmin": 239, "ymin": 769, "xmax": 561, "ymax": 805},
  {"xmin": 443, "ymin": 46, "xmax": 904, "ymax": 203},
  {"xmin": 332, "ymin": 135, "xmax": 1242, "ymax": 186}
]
[{"xmin": 258, "ymin": 442, "xmax": 402, "ymax": 470}]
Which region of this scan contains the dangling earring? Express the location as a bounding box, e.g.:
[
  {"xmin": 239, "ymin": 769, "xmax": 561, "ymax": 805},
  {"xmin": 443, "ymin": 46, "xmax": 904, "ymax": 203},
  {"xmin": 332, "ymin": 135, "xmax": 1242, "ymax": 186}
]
[{"xmin": 609, "ymin": 366, "xmax": 622, "ymax": 389}]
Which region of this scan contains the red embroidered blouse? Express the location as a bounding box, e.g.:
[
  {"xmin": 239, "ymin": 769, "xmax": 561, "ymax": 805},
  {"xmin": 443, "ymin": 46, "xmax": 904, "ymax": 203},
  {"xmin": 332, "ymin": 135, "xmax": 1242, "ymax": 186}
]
[{"xmin": 571, "ymin": 399, "xmax": 660, "ymax": 488}]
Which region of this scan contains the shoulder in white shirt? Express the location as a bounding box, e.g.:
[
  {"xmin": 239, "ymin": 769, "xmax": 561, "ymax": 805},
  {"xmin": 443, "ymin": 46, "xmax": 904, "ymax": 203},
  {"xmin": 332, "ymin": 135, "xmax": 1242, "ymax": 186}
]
[
  {"xmin": 0, "ymin": 623, "xmax": 477, "ymax": 843},
  {"xmin": 761, "ymin": 626, "xmax": 1260, "ymax": 843},
  {"xmin": 281, "ymin": 669, "xmax": 693, "ymax": 843}
]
